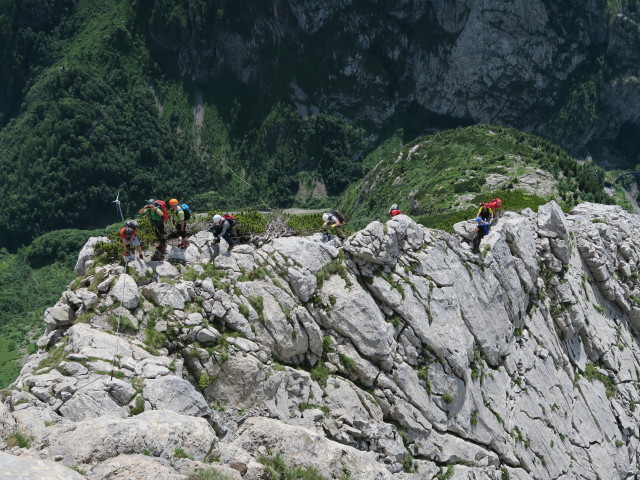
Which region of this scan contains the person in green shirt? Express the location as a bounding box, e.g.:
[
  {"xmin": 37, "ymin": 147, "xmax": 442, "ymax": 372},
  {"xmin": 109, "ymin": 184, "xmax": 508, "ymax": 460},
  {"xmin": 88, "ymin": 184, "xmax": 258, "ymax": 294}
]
[
  {"xmin": 169, "ymin": 198, "xmax": 190, "ymax": 248},
  {"xmin": 139, "ymin": 199, "xmax": 166, "ymax": 251}
]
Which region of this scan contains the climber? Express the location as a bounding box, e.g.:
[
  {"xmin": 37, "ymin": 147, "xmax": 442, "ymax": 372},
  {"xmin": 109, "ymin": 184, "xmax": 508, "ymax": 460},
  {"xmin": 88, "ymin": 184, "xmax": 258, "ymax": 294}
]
[
  {"xmin": 492, "ymin": 197, "xmax": 503, "ymax": 218},
  {"xmin": 476, "ymin": 203, "xmax": 494, "ymax": 223},
  {"xmin": 139, "ymin": 199, "xmax": 167, "ymax": 252},
  {"xmin": 322, "ymin": 211, "xmax": 345, "ymax": 239},
  {"xmin": 208, "ymin": 214, "xmax": 235, "ymax": 250},
  {"xmin": 388, "ymin": 204, "xmax": 403, "ymax": 218},
  {"xmin": 472, "ymin": 217, "xmax": 490, "ymax": 252},
  {"xmin": 169, "ymin": 198, "xmax": 190, "ymax": 248},
  {"xmin": 120, "ymin": 220, "xmax": 143, "ymax": 259}
]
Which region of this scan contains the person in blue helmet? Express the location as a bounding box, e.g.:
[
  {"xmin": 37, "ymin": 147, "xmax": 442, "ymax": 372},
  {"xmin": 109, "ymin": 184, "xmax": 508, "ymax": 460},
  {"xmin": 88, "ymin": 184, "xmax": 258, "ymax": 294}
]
[{"xmin": 472, "ymin": 217, "xmax": 490, "ymax": 252}]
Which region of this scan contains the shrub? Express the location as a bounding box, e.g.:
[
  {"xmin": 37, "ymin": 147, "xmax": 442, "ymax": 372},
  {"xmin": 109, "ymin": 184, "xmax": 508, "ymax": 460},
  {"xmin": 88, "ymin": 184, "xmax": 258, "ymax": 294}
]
[
  {"xmin": 173, "ymin": 447, "xmax": 194, "ymax": 460},
  {"xmin": 7, "ymin": 431, "xmax": 32, "ymax": 448}
]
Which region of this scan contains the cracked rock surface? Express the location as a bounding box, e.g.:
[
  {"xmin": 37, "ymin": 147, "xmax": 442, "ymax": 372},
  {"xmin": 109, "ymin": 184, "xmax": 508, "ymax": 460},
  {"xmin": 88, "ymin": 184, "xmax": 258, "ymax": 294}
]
[{"xmin": 2, "ymin": 202, "xmax": 640, "ymax": 479}]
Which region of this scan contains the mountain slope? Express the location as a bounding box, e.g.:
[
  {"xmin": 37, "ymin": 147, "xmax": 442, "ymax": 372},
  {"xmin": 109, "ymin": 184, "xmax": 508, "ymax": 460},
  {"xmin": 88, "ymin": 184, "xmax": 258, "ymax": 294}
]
[
  {"xmin": 2, "ymin": 202, "xmax": 640, "ymax": 478},
  {"xmin": 3, "ymin": 1, "xmax": 640, "ymax": 248},
  {"xmin": 340, "ymin": 125, "xmax": 611, "ymax": 230}
]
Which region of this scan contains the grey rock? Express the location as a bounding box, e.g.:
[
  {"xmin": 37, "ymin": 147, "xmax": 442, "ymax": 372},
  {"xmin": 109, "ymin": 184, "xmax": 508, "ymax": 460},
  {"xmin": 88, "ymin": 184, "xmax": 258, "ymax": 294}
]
[
  {"xmin": 142, "ymin": 282, "xmax": 187, "ymax": 309},
  {"xmin": 143, "ymin": 376, "xmax": 211, "ymax": 417},
  {"xmin": 0, "ymin": 451, "xmax": 87, "ymax": 480},
  {"xmin": 44, "ymin": 303, "xmax": 75, "ymax": 332},
  {"xmin": 106, "ymin": 379, "xmax": 137, "ymax": 405},
  {"xmin": 75, "ymin": 236, "xmax": 108, "ymax": 276},
  {"xmin": 196, "ymin": 326, "xmax": 221, "ymax": 344},
  {"xmin": 46, "ymin": 410, "xmax": 215, "ymax": 463}
]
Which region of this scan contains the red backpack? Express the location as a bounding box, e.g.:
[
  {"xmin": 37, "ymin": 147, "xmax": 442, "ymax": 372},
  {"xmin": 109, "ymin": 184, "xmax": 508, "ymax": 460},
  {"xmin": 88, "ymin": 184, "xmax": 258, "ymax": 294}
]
[
  {"xmin": 223, "ymin": 213, "xmax": 237, "ymax": 227},
  {"xmin": 155, "ymin": 200, "xmax": 169, "ymax": 222}
]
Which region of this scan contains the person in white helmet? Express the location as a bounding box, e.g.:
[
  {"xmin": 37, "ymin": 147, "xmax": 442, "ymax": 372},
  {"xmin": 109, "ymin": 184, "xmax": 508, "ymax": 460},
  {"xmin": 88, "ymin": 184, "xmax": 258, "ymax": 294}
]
[
  {"xmin": 322, "ymin": 211, "xmax": 345, "ymax": 239},
  {"xmin": 208, "ymin": 214, "xmax": 236, "ymax": 250}
]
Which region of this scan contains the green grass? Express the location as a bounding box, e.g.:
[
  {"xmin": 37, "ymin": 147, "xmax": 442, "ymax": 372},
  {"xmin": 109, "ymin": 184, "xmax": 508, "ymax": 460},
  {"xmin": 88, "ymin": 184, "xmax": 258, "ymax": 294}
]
[
  {"xmin": 173, "ymin": 447, "xmax": 194, "ymax": 460},
  {"xmin": 187, "ymin": 470, "xmax": 233, "ymax": 480},
  {"xmin": 258, "ymin": 453, "xmax": 327, "ymax": 480},
  {"xmin": 584, "ymin": 362, "xmax": 617, "ymax": 397},
  {"xmin": 339, "ymin": 124, "xmax": 611, "ymax": 229},
  {"xmin": 6, "ymin": 431, "xmax": 32, "ymax": 448}
]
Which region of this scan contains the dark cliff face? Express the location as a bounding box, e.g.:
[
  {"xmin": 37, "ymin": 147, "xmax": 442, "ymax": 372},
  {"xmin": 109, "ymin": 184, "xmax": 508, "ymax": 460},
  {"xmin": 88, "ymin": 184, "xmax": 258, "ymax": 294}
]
[{"xmin": 143, "ymin": 0, "xmax": 640, "ymax": 162}]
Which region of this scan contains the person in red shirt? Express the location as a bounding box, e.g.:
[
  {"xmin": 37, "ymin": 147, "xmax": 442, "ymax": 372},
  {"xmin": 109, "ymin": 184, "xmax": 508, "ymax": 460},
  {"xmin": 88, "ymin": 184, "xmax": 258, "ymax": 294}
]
[
  {"xmin": 493, "ymin": 198, "xmax": 503, "ymax": 218},
  {"xmin": 120, "ymin": 221, "xmax": 144, "ymax": 259},
  {"xmin": 388, "ymin": 203, "xmax": 402, "ymax": 217}
]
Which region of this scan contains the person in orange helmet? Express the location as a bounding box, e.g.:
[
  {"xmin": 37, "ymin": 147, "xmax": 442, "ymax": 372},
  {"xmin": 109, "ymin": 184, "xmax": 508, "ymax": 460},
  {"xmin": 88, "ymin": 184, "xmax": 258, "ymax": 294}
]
[{"xmin": 169, "ymin": 198, "xmax": 191, "ymax": 248}]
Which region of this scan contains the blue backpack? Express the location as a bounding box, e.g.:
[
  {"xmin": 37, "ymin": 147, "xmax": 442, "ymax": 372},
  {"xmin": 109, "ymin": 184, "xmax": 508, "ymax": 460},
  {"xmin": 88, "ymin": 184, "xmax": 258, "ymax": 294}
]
[{"xmin": 180, "ymin": 203, "xmax": 191, "ymax": 221}]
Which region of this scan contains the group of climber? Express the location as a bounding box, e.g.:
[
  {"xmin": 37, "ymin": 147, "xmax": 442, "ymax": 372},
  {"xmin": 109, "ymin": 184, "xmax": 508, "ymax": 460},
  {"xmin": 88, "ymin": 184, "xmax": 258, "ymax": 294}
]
[
  {"xmin": 473, "ymin": 198, "xmax": 503, "ymax": 251},
  {"xmin": 385, "ymin": 198, "xmax": 505, "ymax": 254},
  {"xmin": 120, "ymin": 197, "xmax": 502, "ymax": 258},
  {"xmin": 120, "ymin": 198, "xmax": 237, "ymax": 258}
]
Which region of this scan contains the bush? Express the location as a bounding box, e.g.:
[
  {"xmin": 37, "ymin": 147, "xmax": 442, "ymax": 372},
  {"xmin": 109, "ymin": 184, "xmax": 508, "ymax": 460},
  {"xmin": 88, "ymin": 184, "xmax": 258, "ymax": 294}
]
[{"xmin": 25, "ymin": 228, "xmax": 106, "ymax": 268}]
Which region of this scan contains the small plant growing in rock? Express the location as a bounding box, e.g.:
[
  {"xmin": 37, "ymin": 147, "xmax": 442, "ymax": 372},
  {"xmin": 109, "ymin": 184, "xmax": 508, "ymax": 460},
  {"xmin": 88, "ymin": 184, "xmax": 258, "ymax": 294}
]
[
  {"xmin": 199, "ymin": 373, "xmax": 211, "ymax": 389},
  {"xmin": 248, "ymin": 296, "xmax": 264, "ymax": 323},
  {"xmin": 130, "ymin": 395, "xmax": 145, "ymax": 415},
  {"xmin": 187, "ymin": 469, "xmax": 233, "ymax": 480},
  {"xmin": 322, "ymin": 336, "xmax": 333, "ymax": 353},
  {"xmin": 470, "ymin": 410, "xmax": 478, "ymax": 426},
  {"xmin": 310, "ymin": 362, "xmax": 331, "ymax": 388},
  {"xmin": 338, "ymin": 354, "xmax": 357, "ymax": 373},
  {"xmin": 615, "ymin": 439, "xmax": 624, "ymax": 447},
  {"xmin": 173, "ymin": 448, "xmax": 194, "ymax": 460},
  {"xmin": 239, "ymin": 304, "xmax": 250, "ymax": 319},
  {"xmin": 7, "ymin": 431, "xmax": 32, "ymax": 448},
  {"xmin": 442, "ymin": 393, "xmax": 453, "ymax": 404},
  {"xmin": 259, "ymin": 453, "xmax": 326, "ymax": 480},
  {"xmin": 436, "ymin": 465, "xmax": 454, "ymax": 479},
  {"xmin": 401, "ymin": 453, "xmax": 414, "ymax": 473}
]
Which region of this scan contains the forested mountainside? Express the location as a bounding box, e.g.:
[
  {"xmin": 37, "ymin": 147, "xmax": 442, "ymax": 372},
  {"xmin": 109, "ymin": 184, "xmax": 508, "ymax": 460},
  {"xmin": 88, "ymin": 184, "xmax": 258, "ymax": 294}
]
[{"xmin": 3, "ymin": 0, "xmax": 640, "ymax": 248}]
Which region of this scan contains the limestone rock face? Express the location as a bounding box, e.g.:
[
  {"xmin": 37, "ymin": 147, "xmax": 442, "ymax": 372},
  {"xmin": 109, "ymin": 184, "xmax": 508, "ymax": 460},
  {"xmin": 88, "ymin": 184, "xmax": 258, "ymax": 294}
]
[
  {"xmin": 6, "ymin": 202, "xmax": 640, "ymax": 479},
  {"xmin": 146, "ymin": 1, "xmax": 640, "ymax": 153}
]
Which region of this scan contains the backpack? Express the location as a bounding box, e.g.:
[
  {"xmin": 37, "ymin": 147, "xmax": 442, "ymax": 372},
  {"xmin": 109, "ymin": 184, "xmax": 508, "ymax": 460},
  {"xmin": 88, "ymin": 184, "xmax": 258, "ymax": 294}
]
[
  {"xmin": 155, "ymin": 200, "xmax": 168, "ymax": 222},
  {"xmin": 180, "ymin": 203, "xmax": 191, "ymax": 221},
  {"xmin": 390, "ymin": 209, "xmax": 402, "ymax": 217},
  {"xmin": 223, "ymin": 213, "xmax": 237, "ymax": 227},
  {"xmin": 331, "ymin": 211, "xmax": 345, "ymax": 224},
  {"xmin": 479, "ymin": 223, "xmax": 490, "ymax": 235}
]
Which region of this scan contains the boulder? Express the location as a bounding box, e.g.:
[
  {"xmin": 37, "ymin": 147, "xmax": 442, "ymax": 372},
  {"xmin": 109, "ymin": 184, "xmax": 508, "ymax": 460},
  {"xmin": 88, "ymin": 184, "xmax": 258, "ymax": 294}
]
[
  {"xmin": 75, "ymin": 236, "xmax": 108, "ymax": 276},
  {"xmin": 143, "ymin": 377, "xmax": 211, "ymax": 417},
  {"xmin": 109, "ymin": 274, "xmax": 140, "ymax": 309},
  {"xmin": 46, "ymin": 410, "xmax": 215, "ymax": 463},
  {"xmin": 231, "ymin": 417, "xmax": 393, "ymax": 480},
  {"xmin": 142, "ymin": 283, "xmax": 187, "ymax": 309},
  {"xmin": 0, "ymin": 451, "xmax": 87, "ymax": 480}
]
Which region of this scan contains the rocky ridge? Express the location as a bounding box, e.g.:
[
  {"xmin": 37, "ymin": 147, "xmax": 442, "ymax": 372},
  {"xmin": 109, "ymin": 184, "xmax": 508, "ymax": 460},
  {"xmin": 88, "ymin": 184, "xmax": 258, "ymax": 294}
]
[{"xmin": 2, "ymin": 202, "xmax": 640, "ymax": 479}]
